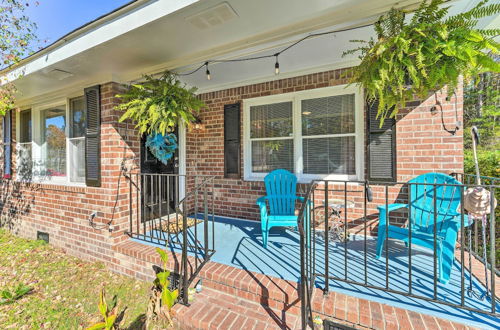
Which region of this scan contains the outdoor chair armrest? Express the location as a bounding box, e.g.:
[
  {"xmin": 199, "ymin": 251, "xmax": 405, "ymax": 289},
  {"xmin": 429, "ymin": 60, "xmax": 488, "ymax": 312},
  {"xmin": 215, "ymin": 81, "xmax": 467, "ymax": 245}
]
[
  {"xmin": 448, "ymin": 213, "xmax": 473, "ymax": 227},
  {"xmin": 377, "ymin": 203, "xmax": 408, "ymax": 213},
  {"xmin": 256, "ymin": 196, "xmax": 267, "ymax": 206},
  {"xmin": 377, "ymin": 203, "xmax": 408, "ymax": 226}
]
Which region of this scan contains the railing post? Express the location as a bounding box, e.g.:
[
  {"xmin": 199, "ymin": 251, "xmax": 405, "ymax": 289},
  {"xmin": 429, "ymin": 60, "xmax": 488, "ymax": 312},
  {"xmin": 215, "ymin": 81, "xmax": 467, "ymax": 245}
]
[
  {"xmin": 194, "ymin": 176, "xmax": 198, "ymax": 265},
  {"xmin": 344, "ymin": 181, "xmax": 348, "ymax": 281},
  {"xmin": 129, "ymin": 173, "xmax": 132, "ymax": 234},
  {"xmin": 460, "ymin": 185, "xmax": 465, "ymax": 306},
  {"xmin": 182, "ymin": 205, "xmax": 189, "ymax": 305},
  {"xmin": 490, "ymin": 185, "xmax": 496, "ymax": 314},
  {"xmin": 364, "ymin": 181, "xmax": 367, "ymax": 285},
  {"xmin": 433, "ymin": 183, "xmax": 438, "ymax": 300},
  {"xmin": 385, "ymin": 185, "xmax": 389, "ymax": 290},
  {"xmin": 300, "ymin": 227, "xmax": 307, "ymax": 330},
  {"xmin": 324, "ymin": 181, "xmax": 329, "ymax": 295},
  {"xmin": 212, "ymin": 178, "xmax": 215, "ymax": 252},
  {"xmin": 408, "ymin": 183, "xmax": 412, "ymax": 295},
  {"xmin": 204, "ymin": 182, "xmax": 209, "ymax": 261}
]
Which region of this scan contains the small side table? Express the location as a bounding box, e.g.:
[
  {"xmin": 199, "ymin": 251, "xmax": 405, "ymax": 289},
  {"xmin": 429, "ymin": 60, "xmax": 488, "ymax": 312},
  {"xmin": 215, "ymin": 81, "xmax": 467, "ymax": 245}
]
[{"xmin": 314, "ymin": 199, "xmax": 355, "ymax": 242}]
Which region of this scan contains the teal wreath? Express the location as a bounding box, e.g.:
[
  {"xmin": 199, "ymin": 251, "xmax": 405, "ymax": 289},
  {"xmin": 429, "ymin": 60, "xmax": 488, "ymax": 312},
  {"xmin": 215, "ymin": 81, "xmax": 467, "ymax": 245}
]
[{"xmin": 145, "ymin": 133, "xmax": 178, "ymax": 165}]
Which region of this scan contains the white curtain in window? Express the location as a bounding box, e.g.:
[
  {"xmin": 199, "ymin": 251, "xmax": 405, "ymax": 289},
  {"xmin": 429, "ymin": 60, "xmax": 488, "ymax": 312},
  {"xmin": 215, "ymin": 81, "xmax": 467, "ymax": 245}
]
[{"xmin": 250, "ymin": 102, "xmax": 293, "ymax": 172}]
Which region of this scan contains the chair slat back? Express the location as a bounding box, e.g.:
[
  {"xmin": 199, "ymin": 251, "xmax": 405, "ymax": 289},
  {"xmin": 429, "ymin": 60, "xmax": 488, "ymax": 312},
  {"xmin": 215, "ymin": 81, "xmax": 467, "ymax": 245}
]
[
  {"xmin": 409, "ymin": 173, "xmax": 461, "ymax": 234},
  {"xmin": 264, "ymin": 169, "xmax": 297, "ymax": 216}
]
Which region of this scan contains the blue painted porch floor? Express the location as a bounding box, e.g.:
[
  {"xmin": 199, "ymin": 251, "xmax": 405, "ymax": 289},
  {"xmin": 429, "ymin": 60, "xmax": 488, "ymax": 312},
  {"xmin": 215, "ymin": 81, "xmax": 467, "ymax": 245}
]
[{"xmin": 131, "ymin": 215, "xmax": 500, "ymax": 329}]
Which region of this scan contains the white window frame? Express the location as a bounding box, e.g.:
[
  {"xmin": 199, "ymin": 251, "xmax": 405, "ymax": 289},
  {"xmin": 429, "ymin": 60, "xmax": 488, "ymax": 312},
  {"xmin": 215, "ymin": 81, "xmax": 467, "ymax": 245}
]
[
  {"xmin": 16, "ymin": 109, "xmax": 32, "ymax": 181},
  {"xmin": 16, "ymin": 96, "xmax": 86, "ymax": 186},
  {"xmin": 243, "ymin": 84, "xmax": 364, "ymax": 182}
]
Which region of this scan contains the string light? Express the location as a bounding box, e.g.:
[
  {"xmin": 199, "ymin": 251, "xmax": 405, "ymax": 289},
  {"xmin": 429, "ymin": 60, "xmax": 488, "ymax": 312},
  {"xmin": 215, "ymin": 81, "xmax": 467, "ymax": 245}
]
[
  {"xmin": 120, "ymin": 22, "xmax": 375, "ymax": 85},
  {"xmin": 274, "ymin": 54, "xmax": 280, "ymax": 75},
  {"xmin": 205, "ymin": 62, "xmax": 211, "ymax": 80},
  {"xmin": 205, "ymin": 62, "xmax": 212, "ymax": 80}
]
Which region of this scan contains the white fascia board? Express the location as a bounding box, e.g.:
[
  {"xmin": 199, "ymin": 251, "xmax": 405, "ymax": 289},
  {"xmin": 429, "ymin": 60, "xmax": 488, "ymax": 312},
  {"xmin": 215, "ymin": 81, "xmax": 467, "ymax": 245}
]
[{"xmin": 3, "ymin": 0, "xmax": 198, "ymax": 83}]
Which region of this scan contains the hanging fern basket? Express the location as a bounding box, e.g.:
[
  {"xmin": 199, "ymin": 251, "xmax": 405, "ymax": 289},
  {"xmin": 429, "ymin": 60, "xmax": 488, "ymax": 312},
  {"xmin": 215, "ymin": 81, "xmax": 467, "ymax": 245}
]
[
  {"xmin": 345, "ymin": 0, "xmax": 500, "ymax": 125},
  {"xmin": 115, "ymin": 72, "xmax": 204, "ymax": 163}
]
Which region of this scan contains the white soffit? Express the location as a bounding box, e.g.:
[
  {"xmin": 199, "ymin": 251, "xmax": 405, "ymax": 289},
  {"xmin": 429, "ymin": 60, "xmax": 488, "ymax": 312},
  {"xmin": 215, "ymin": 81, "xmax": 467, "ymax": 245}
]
[{"xmin": 185, "ymin": 2, "xmax": 238, "ymax": 30}]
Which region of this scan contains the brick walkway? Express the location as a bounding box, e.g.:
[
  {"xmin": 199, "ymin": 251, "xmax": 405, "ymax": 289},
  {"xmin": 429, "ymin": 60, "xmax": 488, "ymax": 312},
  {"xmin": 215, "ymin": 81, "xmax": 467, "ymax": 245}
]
[{"xmin": 113, "ymin": 240, "xmax": 482, "ymax": 329}]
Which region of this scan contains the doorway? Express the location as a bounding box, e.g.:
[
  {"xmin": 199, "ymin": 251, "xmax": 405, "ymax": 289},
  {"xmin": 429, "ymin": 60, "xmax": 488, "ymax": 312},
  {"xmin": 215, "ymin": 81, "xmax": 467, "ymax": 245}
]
[{"xmin": 140, "ymin": 127, "xmax": 179, "ymax": 222}]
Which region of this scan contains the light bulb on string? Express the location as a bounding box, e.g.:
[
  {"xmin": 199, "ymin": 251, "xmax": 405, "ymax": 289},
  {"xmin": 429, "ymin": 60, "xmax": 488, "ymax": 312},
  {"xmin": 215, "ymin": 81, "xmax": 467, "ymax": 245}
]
[
  {"xmin": 274, "ymin": 54, "xmax": 280, "ymax": 75},
  {"xmin": 205, "ymin": 62, "xmax": 211, "ymax": 80}
]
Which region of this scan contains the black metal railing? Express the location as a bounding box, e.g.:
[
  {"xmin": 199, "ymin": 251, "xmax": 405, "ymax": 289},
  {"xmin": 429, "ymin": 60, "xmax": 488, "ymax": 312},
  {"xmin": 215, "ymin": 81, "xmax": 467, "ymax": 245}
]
[
  {"xmin": 452, "ymin": 173, "xmax": 500, "ymax": 274},
  {"xmin": 126, "ymin": 173, "xmax": 215, "ymax": 304},
  {"xmin": 298, "ymin": 183, "xmax": 315, "ymax": 330},
  {"xmin": 298, "ymin": 177, "xmax": 499, "ymax": 328}
]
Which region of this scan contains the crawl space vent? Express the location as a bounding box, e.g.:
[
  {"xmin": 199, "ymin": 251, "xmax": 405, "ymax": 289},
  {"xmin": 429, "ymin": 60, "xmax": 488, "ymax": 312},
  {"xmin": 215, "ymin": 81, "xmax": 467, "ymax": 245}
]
[{"xmin": 185, "ymin": 2, "xmax": 238, "ymax": 30}]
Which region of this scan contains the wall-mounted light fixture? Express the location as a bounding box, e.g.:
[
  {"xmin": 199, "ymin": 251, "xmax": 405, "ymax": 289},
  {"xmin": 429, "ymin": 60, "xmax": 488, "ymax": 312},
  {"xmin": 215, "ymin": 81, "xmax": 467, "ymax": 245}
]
[{"xmin": 193, "ymin": 117, "xmax": 203, "ymax": 131}]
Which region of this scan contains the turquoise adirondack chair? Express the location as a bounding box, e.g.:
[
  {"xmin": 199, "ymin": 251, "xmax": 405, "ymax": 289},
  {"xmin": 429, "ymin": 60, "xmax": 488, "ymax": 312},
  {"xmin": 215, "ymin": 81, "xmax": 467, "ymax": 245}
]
[
  {"xmin": 257, "ymin": 169, "xmax": 308, "ymax": 248},
  {"xmin": 376, "ymin": 172, "xmax": 470, "ymax": 284}
]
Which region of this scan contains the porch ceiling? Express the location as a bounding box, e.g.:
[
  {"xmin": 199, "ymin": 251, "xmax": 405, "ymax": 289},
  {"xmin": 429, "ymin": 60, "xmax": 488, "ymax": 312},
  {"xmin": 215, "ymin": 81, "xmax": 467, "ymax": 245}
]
[
  {"xmin": 8, "ymin": 0, "xmax": 413, "ymax": 103},
  {"xmin": 7, "ymin": 0, "xmax": 487, "ymax": 104}
]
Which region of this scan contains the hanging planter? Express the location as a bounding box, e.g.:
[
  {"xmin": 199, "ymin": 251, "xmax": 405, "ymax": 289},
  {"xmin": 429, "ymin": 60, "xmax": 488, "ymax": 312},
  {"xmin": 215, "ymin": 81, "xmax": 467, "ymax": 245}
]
[
  {"xmin": 115, "ymin": 71, "xmax": 204, "ymax": 163},
  {"xmin": 344, "ymin": 0, "xmax": 500, "ymax": 125},
  {"xmin": 116, "ymin": 71, "xmax": 204, "ymax": 135}
]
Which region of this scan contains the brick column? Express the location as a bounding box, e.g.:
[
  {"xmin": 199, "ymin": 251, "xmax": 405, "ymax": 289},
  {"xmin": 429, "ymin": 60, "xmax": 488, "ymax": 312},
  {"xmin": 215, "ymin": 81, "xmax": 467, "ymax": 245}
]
[{"xmin": 99, "ymin": 82, "xmax": 140, "ymax": 245}]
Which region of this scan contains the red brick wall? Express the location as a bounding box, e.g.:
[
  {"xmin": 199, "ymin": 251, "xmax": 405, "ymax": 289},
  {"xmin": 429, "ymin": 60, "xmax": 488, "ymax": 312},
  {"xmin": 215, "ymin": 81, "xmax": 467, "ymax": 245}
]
[
  {"xmin": 0, "ymin": 67, "xmax": 464, "ymax": 268},
  {"xmin": 188, "ymin": 68, "xmax": 464, "ymax": 227},
  {"xmin": 0, "ymin": 82, "xmax": 139, "ymax": 263}
]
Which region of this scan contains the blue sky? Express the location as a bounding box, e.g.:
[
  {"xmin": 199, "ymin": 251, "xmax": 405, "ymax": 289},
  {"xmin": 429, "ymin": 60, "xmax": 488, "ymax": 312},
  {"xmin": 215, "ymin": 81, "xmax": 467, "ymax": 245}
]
[{"xmin": 26, "ymin": 0, "xmax": 132, "ymax": 47}]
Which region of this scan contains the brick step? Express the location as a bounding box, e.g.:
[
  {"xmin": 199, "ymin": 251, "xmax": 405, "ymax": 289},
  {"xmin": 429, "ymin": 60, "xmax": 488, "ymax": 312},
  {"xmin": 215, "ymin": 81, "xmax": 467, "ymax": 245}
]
[
  {"xmin": 114, "ymin": 240, "xmax": 477, "ymax": 330},
  {"xmin": 173, "ymin": 286, "xmax": 302, "ymax": 329},
  {"xmin": 196, "ymin": 262, "xmax": 302, "ymax": 315}
]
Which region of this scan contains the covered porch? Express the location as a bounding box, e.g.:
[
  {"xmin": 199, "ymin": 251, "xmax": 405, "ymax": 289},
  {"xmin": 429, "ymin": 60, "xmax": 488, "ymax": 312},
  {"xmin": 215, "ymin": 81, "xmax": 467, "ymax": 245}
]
[{"xmin": 126, "ymin": 195, "xmax": 500, "ymax": 329}]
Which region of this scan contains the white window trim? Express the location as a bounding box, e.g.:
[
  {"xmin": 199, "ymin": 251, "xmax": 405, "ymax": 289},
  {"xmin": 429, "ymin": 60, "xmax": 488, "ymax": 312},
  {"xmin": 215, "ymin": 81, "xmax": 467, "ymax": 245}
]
[
  {"xmin": 243, "ymin": 84, "xmax": 364, "ymax": 183},
  {"xmin": 16, "ymin": 98, "xmax": 87, "ymax": 187}
]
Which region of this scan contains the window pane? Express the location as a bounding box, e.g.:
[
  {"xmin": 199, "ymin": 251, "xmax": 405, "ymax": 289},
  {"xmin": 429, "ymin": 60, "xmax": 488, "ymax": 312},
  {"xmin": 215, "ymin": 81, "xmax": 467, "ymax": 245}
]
[
  {"xmin": 70, "ymin": 97, "xmax": 86, "ymax": 138},
  {"xmin": 302, "ymin": 136, "xmax": 355, "ymax": 174},
  {"xmin": 69, "ymin": 138, "xmax": 85, "ymax": 182},
  {"xmin": 250, "ymin": 102, "xmax": 292, "ymax": 138},
  {"xmin": 19, "ymin": 110, "xmax": 32, "ymax": 143},
  {"xmin": 17, "ymin": 143, "xmax": 32, "ymax": 181},
  {"xmin": 302, "ymin": 94, "xmax": 355, "ymax": 136},
  {"xmin": 251, "ymin": 139, "xmax": 293, "ymax": 173},
  {"xmin": 42, "ymin": 108, "xmax": 66, "ymax": 177}
]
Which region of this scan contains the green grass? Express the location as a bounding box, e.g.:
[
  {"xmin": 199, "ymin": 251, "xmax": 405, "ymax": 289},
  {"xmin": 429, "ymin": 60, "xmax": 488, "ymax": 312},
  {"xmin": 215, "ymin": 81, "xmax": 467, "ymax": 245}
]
[{"xmin": 0, "ymin": 229, "xmax": 162, "ymax": 329}]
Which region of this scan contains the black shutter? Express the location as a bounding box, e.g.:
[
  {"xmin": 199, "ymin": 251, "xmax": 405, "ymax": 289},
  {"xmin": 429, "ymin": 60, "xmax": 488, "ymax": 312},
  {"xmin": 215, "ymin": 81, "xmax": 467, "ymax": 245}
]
[
  {"xmin": 3, "ymin": 111, "xmax": 11, "ymax": 178},
  {"xmin": 224, "ymin": 103, "xmax": 241, "ymax": 178},
  {"xmin": 367, "ymin": 100, "xmax": 396, "ymax": 181},
  {"xmin": 84, "ymin": 85, "xmax": 101, "ymax": 187}
]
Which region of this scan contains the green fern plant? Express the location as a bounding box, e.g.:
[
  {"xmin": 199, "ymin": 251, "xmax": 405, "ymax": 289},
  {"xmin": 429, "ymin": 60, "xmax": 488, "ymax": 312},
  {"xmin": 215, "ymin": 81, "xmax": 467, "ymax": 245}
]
[
  {"xmin": 345, "ymin": 0, "xmax": 500, "ymax": 124},
  {"xmin": 116, "ymin": 71, "xmax": 204, "ymax": 135}
]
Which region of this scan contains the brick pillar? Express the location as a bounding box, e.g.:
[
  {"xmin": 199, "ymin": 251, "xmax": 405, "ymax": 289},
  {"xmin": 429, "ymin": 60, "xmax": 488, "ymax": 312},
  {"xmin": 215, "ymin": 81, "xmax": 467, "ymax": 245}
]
[{"xmin": 99, "ymin": 82, "xmax": 140, "ymax": 244}]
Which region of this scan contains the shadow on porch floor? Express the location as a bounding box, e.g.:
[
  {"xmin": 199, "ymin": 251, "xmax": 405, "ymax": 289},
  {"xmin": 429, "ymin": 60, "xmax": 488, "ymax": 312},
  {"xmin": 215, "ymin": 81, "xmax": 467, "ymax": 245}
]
[{"xmin": 131, "ymin": 215, "xmax": 500, "ymax": 329}]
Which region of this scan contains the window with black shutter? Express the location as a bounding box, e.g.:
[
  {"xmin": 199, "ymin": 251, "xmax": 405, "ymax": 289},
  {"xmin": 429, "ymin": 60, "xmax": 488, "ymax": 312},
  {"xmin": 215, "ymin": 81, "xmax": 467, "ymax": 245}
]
[
  {"xmin": 2, "ymin": 110, "xmax": 11, "ymax": 178},
  {"xmin": 84, "ymin": 85, "xmax": 101, "ymax": 187},
  {"xmin": 367, "ymin": 100, "xmax": 396, "ymax": 181},
  {"xmin": 224, "ymin": 103, "xmax": 241, "ymax": 178}
]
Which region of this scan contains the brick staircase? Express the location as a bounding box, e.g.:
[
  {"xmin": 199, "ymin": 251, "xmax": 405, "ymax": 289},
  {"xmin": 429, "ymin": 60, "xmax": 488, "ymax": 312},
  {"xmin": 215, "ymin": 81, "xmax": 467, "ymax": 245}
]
[{"xmin": 113, "ymin": 240, "xmax": 478, "ymax": 330}]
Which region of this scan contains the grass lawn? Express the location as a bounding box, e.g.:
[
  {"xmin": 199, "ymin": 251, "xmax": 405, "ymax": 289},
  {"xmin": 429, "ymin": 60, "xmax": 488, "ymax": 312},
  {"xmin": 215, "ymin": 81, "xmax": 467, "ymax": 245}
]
[{"xmin": 0, "ymin": 229, "xmax": 167, "ymax": 329}]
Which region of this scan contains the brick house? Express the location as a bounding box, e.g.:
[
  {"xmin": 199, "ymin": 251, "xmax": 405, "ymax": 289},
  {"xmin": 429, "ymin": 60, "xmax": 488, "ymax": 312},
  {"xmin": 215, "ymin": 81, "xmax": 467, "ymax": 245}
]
[{"xmin": 1, "ymin": 0, "xmax": 497, "ymax": 328}]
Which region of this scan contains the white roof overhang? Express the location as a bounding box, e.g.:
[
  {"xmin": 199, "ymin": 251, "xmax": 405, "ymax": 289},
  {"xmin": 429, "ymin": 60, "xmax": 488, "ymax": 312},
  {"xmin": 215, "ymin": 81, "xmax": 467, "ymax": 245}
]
[{"xmin": 2, "ymin": 0, "xmax": 493, "ymax": 105}]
